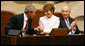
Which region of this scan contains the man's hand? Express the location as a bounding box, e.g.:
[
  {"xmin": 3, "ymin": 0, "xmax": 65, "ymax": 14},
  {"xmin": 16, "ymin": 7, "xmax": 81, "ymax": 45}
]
[
  {"xmin": 71, "ymin": 20, "xmax": 77, "ymax": 27},
  {"xmin": 35, "ymin": 26, "xmax": 48, "ymax": 35},
  {"xmin": 69, "ymin": 20, "xmax": 77, "ymax": 30},
  {"xmin": 40, "ymin": 32, "xmax": 48, "ymax": 35},
  {"xmin": 35, "ymin": 26, "xmax": 43, "ymax": 32}
]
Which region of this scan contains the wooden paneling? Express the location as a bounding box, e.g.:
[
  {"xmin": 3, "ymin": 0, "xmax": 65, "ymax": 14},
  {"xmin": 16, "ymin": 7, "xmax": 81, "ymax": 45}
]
[{"xmin": 1, "ymin": 10, "xmax": 16, "ymax": 34}]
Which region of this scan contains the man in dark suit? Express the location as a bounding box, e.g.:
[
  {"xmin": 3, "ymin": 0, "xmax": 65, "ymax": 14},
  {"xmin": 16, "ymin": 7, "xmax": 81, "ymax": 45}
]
[
  {"xmin": 59, "ymin": 6, "xmax": 80, "ymax": 34},
  {"xmin": 5, "ymin": 5, "xmax": 39, "ymax": 36}
]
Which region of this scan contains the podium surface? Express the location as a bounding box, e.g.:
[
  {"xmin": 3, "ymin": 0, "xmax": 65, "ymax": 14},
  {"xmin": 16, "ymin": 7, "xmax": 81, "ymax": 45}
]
[{"xmin": 1, "ymin": 34, "xmax": 84, "ymax": 45}]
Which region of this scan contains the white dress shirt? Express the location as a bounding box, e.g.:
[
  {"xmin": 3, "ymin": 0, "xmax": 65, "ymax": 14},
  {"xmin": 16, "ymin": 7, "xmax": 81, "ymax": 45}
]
[
  {"xmin": 21, "ymin": 13, "xmax": 36, "ymax": 36},
  {"xmin": 22, "ymin": 13, "xmax": 28, "ymax": 31},
  {"xmin": 39, "ymin": 15, "xmax": 60, "ymax": 33}
]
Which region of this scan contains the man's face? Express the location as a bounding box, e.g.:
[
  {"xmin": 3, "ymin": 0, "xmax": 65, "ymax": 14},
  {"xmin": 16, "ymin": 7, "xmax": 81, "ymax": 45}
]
[
  {"xmin": 28, "ymin": 10, "xmax": 36, "ymax": 19},
  {"xmin": 44, "ymin": 10, "xmax": 52, "ymax": 18},
  {"xmin": 62, "ymin": 7, "xmax": 70, "ymax": 19}
]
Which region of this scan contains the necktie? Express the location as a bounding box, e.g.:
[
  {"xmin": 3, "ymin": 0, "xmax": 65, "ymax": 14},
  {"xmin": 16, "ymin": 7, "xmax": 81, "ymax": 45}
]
[
  {"xmin": 24, "ymin": 20, "xmax": 29, "ymax": 33},
  {"xmin": 66, "ymin": 19, "xmax": 74, "ymax": 35}
]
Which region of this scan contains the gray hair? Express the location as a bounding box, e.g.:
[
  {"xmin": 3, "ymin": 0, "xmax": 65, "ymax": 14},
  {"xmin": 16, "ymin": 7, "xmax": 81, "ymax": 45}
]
[
  {"xmin": 24, "ymin": 5, "xmax": 35, "ymax": 13},
  {"xmin": 62, "ymin": 5, "xmax": 71, "ymax": 13}
]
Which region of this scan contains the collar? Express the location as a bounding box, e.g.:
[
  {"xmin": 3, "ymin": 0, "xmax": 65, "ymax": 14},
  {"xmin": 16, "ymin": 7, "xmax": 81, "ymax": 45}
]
[
  {"xmin": 45, "ymin": 15, "xmax": 54, "ymax": 19},
  {"xmin": 24, "ymin": 13, "xmax": 28, "ymax": 21},
  {"xmin": 65, "ymin": 18, "xmax": 69, "ymax": 21}
]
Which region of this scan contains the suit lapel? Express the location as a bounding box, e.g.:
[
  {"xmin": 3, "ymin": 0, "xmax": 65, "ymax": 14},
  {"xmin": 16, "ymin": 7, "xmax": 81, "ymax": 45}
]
[
  {"xmin": 26, "ymin": 18, "xmax": 32, "ymax": 33},
  {"xmin": 28, "ymin": 18, "xmax": 32, "ymax": 28},
  {"xmin": 69, "ymin": 17, "xmax": 74, "ymax": 25},
  {"xmin": 61, "ymin": 17, "xmax": 67, "ymax": 28}
]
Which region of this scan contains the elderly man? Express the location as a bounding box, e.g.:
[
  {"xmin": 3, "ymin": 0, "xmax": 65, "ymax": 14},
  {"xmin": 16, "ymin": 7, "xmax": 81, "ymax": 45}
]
[
  {"xmin": 59, "ymin": 6, "xmax": 80, "ymax": 35},
  {"xmin": 5, "ymin": 5, "xmax": 38, "ymax": 36}
]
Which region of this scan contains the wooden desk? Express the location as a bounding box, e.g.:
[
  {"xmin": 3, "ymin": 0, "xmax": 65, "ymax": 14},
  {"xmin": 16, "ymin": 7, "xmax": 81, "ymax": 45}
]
[{"xmin": 1, "ymin": 34, "xmax": 84, "ymax": 45}]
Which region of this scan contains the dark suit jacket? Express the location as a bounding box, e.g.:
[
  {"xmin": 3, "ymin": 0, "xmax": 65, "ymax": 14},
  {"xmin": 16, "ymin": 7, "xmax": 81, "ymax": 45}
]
[
  {"xmin": 5, "ymin": 13, "xmax": 36, "ymax": 35},
  {"xmin": 58, "ymin": 16, "xmax": 80, "ymax": 34}
]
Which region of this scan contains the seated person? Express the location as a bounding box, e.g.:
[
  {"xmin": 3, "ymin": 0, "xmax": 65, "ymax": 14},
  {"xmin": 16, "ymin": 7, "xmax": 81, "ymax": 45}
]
[
  {"xmin": 58, "ymin": 6, "xmax": 80, "ymax": 35},
  {"xmin": 36, "ymin": 4, "xmax": 60, "ymax": 34},
  {"xmin": 5, "ymin": 5, "xmax": 38, "ymax": 36}
]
